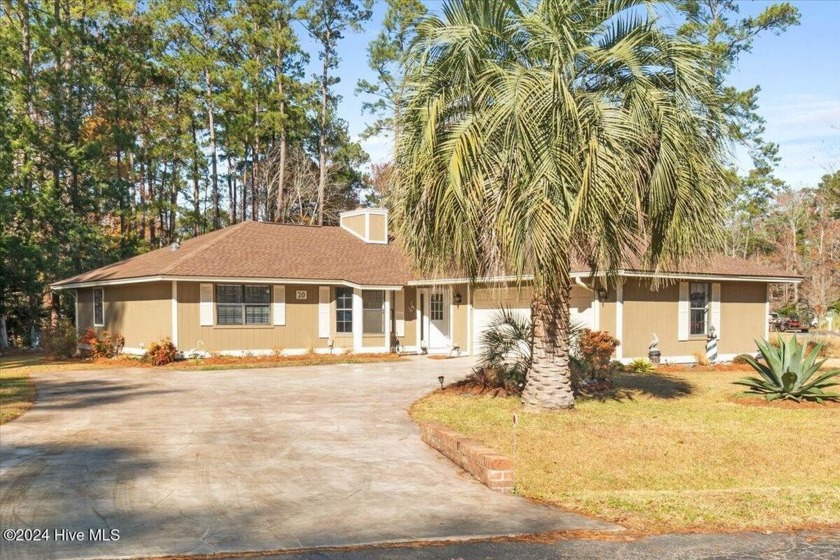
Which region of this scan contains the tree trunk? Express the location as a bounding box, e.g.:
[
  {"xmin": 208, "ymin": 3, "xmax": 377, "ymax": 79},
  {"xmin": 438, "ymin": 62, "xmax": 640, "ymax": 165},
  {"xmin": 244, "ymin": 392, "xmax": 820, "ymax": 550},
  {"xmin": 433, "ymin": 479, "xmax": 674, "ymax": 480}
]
[
  {"xmin": 317, "ymin": 38, "xmax": 331, "ymax": 226},
  {"xmin": 50, "ymin": 292, "xmax": 60, "ymax": 327},
  {"xmin": 0, "ymin": 314, "xmax": 9, "ymax": 350},
  {"xmin": 521, "ymin": 281, "xmax": 575, "ymax": 411},
  {"xmin": 205, "ymin": 71, "xmax": 220, "ymax": 229},
  {"xmin": 276, "ymin": 44, "xmax": 287, "ymax": 222}
]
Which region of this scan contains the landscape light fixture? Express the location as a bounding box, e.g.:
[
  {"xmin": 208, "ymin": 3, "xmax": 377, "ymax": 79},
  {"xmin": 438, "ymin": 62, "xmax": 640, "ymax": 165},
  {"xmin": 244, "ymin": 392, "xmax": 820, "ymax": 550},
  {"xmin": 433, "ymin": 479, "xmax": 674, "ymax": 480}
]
[{"xmin": 438, "ymin": 375, "xmax": 445, "ymax": 389}]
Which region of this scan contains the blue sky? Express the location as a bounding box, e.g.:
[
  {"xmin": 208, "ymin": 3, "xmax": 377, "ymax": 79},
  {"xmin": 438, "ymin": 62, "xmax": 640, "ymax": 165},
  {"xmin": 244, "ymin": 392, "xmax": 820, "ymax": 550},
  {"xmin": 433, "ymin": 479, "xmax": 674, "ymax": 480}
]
[{"xmin": 307, "ymin": 0, "xmax": 840, "ymax": 189}]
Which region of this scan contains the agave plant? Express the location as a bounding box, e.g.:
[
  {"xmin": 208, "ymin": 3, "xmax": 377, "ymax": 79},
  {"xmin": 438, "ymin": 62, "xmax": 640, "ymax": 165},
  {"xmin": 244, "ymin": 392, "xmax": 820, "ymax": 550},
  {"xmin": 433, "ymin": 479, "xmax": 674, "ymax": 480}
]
[
  {"xmin": 627, "ymin": 358, "xmax": 656, "ymax": 373},
  {"xmin": 734, "ymin": 336, "xmax": 840, "ymax": 403}
]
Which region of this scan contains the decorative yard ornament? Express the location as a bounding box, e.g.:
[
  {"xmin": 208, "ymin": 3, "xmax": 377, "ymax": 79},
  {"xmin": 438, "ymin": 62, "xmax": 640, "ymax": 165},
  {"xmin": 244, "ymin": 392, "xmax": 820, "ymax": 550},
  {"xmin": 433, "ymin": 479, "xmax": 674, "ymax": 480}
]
[
  {"xmin": 648, "ymin": 333, "xmax": 661, "ymax": 364},
  {"xmin": 706, "ymin": 326, "xmax": 718, "ymax": 363}
]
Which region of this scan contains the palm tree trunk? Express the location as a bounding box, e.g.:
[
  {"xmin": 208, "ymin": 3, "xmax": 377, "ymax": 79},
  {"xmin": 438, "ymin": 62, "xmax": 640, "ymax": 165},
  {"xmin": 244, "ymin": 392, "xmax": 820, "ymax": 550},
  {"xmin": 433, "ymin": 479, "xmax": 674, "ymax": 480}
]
[{"xmin": 522, "ymin": 281, "xmax": 575, "ymax": 411}]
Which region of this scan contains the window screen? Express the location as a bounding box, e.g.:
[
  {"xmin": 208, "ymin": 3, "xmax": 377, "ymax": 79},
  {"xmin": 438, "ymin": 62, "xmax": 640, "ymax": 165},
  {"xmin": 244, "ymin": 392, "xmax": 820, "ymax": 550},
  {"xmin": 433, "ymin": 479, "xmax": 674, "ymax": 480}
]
[
  {"xmin": 93, "ymin": 288, "xmax": 104, "ymax": 326},
  {"xmin": 362, "ymin": 290, "xmax": 385, "ymax": 334},
  {"xmin": 689, "ymin": 282, "xmax": 709, "ymax": 336},
  {"xmin": 216, "ymin": 284, "xmax": 270, "ymax": 325}
]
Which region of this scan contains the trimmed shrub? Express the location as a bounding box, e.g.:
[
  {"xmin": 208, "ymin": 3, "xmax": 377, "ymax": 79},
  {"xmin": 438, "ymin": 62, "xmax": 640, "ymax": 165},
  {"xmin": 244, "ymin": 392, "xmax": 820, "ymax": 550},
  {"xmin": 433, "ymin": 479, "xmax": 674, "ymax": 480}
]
[
  {"xmin": 578, "ymin": 329, "xmax": 621, "ymax": 382},
  {"xmin": 41, "ymin": 318, "xmax": 79, "ymax": 358},
  {"xmin": 79, "ymin": 328, "xmax": 124, "ymax": 358},
  {"xmin": 732, "ymin": 353, "xmax": 754, "ymax": 364},
  {"xmin": 147, "ymin": 338, "xmax": 177, "ymax": 366}
]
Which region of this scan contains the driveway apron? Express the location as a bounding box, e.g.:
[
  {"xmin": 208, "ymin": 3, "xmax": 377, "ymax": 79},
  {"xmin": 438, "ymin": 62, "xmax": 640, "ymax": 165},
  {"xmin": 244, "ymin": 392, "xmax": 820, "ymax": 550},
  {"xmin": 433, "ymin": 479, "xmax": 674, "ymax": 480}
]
[{"xmin": 0, "ymin": 357, "xmax": 618, "ymax": 559}]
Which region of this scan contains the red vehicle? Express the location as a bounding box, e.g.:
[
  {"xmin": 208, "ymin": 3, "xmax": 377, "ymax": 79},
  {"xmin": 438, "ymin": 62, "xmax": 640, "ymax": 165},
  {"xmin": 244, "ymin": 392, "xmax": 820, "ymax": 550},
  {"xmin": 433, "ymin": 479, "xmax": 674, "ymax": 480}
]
[{"xmin": 780, "ymin": 314, "xmax": 809, "ymax": 333}]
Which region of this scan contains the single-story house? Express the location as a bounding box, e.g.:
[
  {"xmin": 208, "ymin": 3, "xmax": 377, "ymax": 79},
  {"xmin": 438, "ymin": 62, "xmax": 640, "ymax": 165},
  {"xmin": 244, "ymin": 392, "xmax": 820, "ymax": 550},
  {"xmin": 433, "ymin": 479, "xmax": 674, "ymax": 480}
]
[{"xmin": 51, "ymin": 208, "xmax": 800, "ymax": 363}]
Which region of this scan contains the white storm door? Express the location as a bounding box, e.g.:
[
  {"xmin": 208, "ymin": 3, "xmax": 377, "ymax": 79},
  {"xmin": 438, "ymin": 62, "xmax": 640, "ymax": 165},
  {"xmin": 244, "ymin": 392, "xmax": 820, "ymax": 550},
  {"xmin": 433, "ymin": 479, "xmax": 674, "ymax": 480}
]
[{"xmin": 427, "ymin": 290, "xmax": 450, "ymax": 351}]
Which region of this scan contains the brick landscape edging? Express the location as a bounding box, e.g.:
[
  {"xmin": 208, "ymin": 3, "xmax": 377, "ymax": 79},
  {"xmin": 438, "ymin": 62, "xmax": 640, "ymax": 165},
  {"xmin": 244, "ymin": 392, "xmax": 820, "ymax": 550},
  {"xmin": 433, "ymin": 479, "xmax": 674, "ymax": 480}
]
[{"xmin": 420, "ymin": 422, "xmax": 514, "ymax": 493}]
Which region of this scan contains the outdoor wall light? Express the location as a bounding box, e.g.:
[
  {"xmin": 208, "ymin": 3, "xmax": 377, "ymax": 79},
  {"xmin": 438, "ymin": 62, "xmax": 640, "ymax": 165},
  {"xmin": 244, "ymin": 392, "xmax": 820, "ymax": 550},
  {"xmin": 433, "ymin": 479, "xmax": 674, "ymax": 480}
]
[
  {"xmin": 454, "ymin": 293, "xmax": 462, "ymax": 305},
  {"xmin": 597, "ymin": 287, "xmax": 608, "ymax": 302},
  {"xmin": 438, "ymin": 375, "xmax": 445, "ymax": 389}
]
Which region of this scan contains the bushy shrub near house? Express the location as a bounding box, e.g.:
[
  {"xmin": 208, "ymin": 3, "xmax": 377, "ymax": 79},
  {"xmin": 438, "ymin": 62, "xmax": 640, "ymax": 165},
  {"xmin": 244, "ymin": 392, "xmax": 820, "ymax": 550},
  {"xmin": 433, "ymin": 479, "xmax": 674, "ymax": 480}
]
[
  {"xmin": 147, "ymin": 338, "xmax": 177, "ymax": 366},
  {"xmin": 41, "ymin": 318, "xmax": 79, "ymax": 358},
  {"xmin": 80, "ymin": 327, "xmax": 124, "ymax": 358}
]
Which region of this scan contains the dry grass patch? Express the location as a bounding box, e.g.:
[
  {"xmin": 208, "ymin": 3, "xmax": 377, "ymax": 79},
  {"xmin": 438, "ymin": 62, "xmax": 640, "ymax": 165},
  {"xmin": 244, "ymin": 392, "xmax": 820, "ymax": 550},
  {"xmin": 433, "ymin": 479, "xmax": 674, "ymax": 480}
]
[
  {"xmin": 179, "ymin": 352, "xmax": 404, "ymax": 371},
  {"xmin": 412, "ymin": 371, "xmax": 840, "ymax": 533}
]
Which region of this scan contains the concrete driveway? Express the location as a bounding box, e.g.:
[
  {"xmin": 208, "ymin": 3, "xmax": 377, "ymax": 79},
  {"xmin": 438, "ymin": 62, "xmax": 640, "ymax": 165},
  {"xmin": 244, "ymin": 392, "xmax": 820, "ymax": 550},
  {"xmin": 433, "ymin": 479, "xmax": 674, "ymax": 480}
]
[{"xmin": 0, "ymin": 357, "xmax": 618, "ymax": 560}]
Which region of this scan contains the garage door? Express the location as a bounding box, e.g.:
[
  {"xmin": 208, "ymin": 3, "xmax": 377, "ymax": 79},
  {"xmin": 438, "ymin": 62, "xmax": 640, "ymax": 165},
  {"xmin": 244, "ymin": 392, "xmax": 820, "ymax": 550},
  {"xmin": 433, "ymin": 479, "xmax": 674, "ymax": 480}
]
[{"xmin": 471, "ymin": 286, "xmax": 595, "ymax": 354}]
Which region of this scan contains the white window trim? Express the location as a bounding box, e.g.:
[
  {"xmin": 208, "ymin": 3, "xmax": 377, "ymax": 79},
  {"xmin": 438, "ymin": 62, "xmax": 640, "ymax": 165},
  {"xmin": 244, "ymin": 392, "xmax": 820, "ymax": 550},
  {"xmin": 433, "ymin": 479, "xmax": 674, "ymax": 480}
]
[
  {"xmin": 362, "ymin": 289, "xmax": 386, "ymax": 335},
  {"xmin": 93, "ymin": 288, "xmax": 105, "ymax": 327},
  {"xmin": 688, "ymin": 282, "xmax": 711, "ymax": 337},
  {"xmin": 335, "ymin": 287, "xmax": 354, "ymax": 335},
  {"xmin": 215, "ymin": 284, "xmax": 272, "ymax": 326}
]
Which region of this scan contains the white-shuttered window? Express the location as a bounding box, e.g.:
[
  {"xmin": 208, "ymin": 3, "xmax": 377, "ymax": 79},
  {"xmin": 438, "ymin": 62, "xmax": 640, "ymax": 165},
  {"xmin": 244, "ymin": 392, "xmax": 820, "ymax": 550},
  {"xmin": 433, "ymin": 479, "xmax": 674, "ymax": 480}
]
[
  {"xmin": 362, "ymin": 290, "xmax": 385, "ymax": 334},
  {"xmin": 216, "ymin": 284, "xmax": 270, "ymax": 325},
  {"xmin": 689, "ymin": 282, "xmax": 710, "ymax": 336},
  {"xmin": 336, "ymin": 287, "xmax": 353, "ymax": 333}
]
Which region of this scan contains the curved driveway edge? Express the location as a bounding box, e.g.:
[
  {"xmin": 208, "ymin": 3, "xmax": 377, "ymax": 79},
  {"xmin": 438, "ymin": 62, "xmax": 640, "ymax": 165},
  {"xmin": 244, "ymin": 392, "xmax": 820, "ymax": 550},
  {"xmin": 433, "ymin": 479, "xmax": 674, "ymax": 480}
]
[{"xmin": 0, "ymin": 357, "xmax": 620, "ymax": 560}]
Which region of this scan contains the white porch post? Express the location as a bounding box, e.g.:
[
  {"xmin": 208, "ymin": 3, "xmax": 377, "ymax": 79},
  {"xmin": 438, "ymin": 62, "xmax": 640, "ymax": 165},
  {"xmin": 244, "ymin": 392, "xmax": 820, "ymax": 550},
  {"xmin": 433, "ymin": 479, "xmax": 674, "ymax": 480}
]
[
  {"xmin": 74, "ymin": 289, "xmax": 79, "ymax": 332},
  {"xmin": 416, "ymin": 289, "xmax": 423, "ymax": 351},
  {"xmin": 466, "ymin": 284, "xmax": 472, "ymax": 356},
  {"xmin": 615, "ymin": 281, "xmax": 624, "ymax": 360},
  {"xmin": 352, "ymin": 288, "xmax": 363, "ymax": 351},
  {"xmin": 171, "ymin": 281, "xmax": 178, "ymax": 348},
  {"xmin": 384, "ymin": 289, "xmax": 391, "ymax": 350}
]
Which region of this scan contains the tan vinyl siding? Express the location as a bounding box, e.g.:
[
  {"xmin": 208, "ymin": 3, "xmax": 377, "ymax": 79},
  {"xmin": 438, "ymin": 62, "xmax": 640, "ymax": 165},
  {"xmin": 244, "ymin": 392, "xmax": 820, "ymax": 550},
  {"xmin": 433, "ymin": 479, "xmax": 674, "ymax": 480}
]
[
  {"xmin": 77, "ymin": 283, "xmax": 172, "ymax": 349},
  {"xmin": 368, "ymin": 214, "xmax": 387, "ymax": 243},
  {"xmin": 362, "ymin": 335, "xmax": 387, "ymax": 348},
  {"xmin": 620, "ymin": 280, "xmax": 767, "ymax": 359},
  {"xmin": 340, "ymin": 214, "xmax": 366, "ymax": 239},
  {"xmin": 451, "ymin": 287, "xmax": 468, "ymax": 351},
  {"xmin": 719, "ymin": 282, "xmax": 766, "ymax": 355},
  {"xmin": 177, "ymin": 282, "xmax": 327, "ymax": 352},
  {"xmin": 472, "ymin": 284, "xmax": 532, "ymax": 309},
  {"xmin": 599, "ymin": 296, "xmax": 617, "ymax": 340},
  {"xmin": 621, "ymin": 280, "xmax": 700, "ymax": 358},
  {"xmin": 402, "ymin": 287, "xmax": 417, "ymax": 347}
]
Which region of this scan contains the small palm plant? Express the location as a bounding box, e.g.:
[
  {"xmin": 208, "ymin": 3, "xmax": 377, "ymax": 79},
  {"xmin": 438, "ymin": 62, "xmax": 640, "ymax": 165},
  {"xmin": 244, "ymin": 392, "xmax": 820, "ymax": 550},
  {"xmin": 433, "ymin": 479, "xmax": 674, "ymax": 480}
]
[
  {"xmin": 477, "ymin": 307, "xmax": 535, "ymax": 389},
  {"xmin": 734, "ymin": 336, "xmax": 840, "ymax": 403},
  {"xmin": 477, "ymin": 307, "xmax": 584, "ymax": 390}
]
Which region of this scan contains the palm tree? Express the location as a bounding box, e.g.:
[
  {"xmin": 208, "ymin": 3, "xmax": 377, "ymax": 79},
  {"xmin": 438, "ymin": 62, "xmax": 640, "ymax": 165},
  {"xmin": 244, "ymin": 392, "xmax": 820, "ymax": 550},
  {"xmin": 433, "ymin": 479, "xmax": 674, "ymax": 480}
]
[{"xmin": 391, "ymin": 0, "xmax": 731, "ymax": 411}]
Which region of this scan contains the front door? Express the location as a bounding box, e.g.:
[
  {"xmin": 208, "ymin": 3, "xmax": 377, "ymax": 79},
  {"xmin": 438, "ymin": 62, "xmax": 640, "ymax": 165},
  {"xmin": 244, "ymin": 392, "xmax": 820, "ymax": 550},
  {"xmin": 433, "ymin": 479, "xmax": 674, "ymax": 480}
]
[{"xmin": 420, "ymin": 289, "xmax": 450, "ymax": 353}]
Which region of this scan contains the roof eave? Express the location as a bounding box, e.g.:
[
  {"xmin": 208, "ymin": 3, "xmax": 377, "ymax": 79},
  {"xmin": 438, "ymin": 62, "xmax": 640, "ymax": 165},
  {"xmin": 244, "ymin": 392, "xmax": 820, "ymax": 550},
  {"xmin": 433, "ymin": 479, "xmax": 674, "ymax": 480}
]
[
  {"xmin": 51, "ymin": 274, "xmax": 406, "ymax": 291},
  {"xmin": 407, "ymin": 270, "xmax": 802, "ymax": 286}
]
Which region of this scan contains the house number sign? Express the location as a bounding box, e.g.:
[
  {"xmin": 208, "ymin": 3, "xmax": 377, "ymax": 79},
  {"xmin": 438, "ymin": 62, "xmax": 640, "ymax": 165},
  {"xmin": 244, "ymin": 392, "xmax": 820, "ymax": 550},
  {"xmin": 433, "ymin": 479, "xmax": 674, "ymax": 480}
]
[{"xmin": 296, "ymin": 290, "xmax": 308, "ymax": 300}]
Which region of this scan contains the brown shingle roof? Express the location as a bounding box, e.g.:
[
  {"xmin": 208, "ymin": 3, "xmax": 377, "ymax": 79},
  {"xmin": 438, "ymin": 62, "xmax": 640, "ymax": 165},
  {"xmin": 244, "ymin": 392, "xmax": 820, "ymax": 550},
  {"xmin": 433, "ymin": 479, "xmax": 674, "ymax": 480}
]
[
  {"xmin": 52, "ymin": 221, "xmax": 416, "ymax": 287},
  {"xmin": 602, "ymin": 254, "xmax": 800, "ymax": 279},
  {"xmin": 53, "ymin": 221, "xmax": 798, "ymax": 288}
]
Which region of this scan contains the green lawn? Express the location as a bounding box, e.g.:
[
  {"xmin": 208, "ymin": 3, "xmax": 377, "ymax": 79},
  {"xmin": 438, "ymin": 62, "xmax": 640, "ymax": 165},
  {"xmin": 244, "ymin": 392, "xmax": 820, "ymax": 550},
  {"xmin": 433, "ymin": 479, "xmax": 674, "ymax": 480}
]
[{"xmin": 412, "ymin": 370, "xmax": 840, "ymax": 533}]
